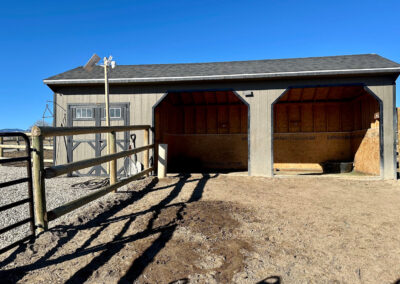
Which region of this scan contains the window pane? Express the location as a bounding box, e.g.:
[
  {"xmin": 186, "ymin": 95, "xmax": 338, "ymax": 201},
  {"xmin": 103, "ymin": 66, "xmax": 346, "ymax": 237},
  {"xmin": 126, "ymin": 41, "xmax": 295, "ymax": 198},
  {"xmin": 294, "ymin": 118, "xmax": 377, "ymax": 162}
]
[
  {"xmin": 76, "ymin": 108, "xmax": 81, "ymax": 118},
  {"xmin": 110, "ymin": 108, "xmax": 115, "ymax": 118},
  {"xmin": 82, "ymin": 108, "xmax": 87, "ymax": 117},
  {"xmin": 87, "ymin": 108, "xmax": 92, "ymax": 118},
  {"xmin": 116, "ymin": 108, "xmax": 121, "ymax": 118}
]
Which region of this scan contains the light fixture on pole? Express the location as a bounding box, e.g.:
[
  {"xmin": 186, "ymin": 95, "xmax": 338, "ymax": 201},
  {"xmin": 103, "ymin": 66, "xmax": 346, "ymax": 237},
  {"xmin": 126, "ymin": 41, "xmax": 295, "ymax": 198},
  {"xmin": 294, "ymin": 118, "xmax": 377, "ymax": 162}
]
[
  {"xmin": 83, "ymin": 54, "xmax": 116, "ymax": 126},
  {"xmin": 83, "ymin": 54, "xmax": 117, "ymax": 128}
]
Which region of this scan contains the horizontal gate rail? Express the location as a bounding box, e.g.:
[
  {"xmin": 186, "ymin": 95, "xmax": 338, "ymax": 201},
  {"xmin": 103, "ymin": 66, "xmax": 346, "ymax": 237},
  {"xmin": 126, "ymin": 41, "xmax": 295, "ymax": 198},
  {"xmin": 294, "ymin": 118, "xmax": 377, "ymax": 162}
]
[
  {"xmin": 31, "ymin": 125, "xmax": 153, "ymax": 233},
  {"xmin": 0, "ymin": 132, "xmax": 35, "ymax": 255},
  {"xmin": 0, "ymin": 156, "xmax": 30, "ymax": 164},
  {"xmin": 0, "ymin": 177, "xmax": 29, "ymax": 188},
  {"xmin": 0, "ymin": 198, "xmax": 31, "ymax": 211},
  {"xmin": 0, "ymin": 144, "xmax": 53, "ymax": 150},
  {"xmin": 0, "ymin": 217, "xmax": 34, "ymax": 235}
]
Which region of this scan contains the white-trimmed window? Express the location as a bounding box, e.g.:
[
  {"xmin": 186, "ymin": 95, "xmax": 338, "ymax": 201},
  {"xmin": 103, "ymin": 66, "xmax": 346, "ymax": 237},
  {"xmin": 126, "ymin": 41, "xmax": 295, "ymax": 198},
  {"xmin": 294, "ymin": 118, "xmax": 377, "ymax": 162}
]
[
  {"xmin": 110, "ymin": 108, "xmax": 121, "ymax": 118},
  {"xmin": 76, "ymin": 107, "xmax": 93, "ymax": 119},
  {"xmin": 102, "ymin": 107, "xmax": 122, "ymax": 118}
]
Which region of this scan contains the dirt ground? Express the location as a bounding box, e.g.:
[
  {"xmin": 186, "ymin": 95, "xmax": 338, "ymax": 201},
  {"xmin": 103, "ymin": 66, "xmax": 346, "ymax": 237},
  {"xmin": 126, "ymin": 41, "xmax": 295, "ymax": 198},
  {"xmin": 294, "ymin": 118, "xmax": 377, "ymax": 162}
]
[{"xmin": 1, "ymin": 174, "xmax": 400, "ymax": 283}]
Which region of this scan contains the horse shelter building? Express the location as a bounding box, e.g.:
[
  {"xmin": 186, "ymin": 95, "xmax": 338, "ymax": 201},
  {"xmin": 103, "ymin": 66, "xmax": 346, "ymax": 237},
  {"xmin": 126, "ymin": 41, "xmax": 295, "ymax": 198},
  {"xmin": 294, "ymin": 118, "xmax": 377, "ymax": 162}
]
[{"xmin": 43, "ymin": 54, "xmax": 400, "ymax": 179}]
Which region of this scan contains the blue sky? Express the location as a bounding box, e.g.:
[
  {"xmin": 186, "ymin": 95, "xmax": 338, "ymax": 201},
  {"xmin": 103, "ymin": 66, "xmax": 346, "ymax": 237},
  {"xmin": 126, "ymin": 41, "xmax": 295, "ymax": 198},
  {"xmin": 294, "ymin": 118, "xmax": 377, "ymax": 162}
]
[{"xmin": 0, "ymin": 0, "xmax": 399, "ymax": 129}]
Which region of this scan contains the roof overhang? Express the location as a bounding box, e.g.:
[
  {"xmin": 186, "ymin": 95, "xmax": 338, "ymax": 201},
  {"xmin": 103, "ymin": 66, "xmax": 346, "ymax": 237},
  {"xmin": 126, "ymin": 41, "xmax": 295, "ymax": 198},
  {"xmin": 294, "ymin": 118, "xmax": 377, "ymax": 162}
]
[{"xmin": 43, "ymin": 67, "xmax": 400, "ymax": 85}]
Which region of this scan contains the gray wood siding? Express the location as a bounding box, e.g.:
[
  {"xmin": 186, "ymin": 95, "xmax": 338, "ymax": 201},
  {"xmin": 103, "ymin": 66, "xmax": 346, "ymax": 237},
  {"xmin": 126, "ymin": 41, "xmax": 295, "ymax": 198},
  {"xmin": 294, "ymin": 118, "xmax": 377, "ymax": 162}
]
[
  {"xmin": 52, "ymin": 74, "xmax": 397, "ymax": 179},
  {"xmin": 367, "ymin": 84, "xmax": 397, "ymax": 179}
]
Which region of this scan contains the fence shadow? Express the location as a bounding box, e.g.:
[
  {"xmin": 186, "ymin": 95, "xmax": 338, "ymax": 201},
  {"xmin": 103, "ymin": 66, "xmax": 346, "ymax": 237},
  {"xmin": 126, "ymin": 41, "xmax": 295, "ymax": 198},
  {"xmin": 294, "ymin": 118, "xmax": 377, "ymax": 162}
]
[
  {"xmin": 0, "ymin": 173, "xmax": 215, "ymax": 283},
  {"xmin": 257, "ymin": 276, "xmax": 282, "ymax": 284},
  {"xmin": 0, "ymin": 177, "xmax": 160, "ymax": 281},
  {"xmin": 118, "ymin": 173, "xmax": 212, "ymax": 283}
]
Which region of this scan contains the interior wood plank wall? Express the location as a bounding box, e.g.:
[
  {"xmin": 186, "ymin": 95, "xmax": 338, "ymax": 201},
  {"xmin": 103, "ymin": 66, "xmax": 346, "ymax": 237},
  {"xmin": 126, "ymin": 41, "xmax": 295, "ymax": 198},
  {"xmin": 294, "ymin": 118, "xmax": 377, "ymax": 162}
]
[
  {"xmin": 155, "ymin": 91, "xmax": 248, "ymax": 171},
  {"xmin": 156, "ymin": 102, "xmax": 248, "ymax": 137},
  {"xmin": 274, "ymin": 93, "xmax": 379, "ymax": 133},
  {"xmin": 273, "ymin": 87, "xmax": 380, "ymax": 175}
]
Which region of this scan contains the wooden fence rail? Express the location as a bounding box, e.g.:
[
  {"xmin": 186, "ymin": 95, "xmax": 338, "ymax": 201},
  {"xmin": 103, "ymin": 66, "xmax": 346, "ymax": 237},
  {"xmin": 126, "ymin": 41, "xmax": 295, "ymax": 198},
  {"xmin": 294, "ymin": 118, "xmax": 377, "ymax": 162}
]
[
  {"xmin": 0, "ymin": 133, "xmax": 53, "ymax": 163},
  {"xmin": 31, "ymin": 125, "xmax": 153, "ymax": 233},
  {"xmin": 44, "ymin": 144, "xmax": 154, "ymax": 178},
  {"xmin": 32, "ymin": 125, "xmax": 151, "ymax": 137},
  {"xmin": 47, "ymin": 168, "xmax": 153, "ymax": 221}
]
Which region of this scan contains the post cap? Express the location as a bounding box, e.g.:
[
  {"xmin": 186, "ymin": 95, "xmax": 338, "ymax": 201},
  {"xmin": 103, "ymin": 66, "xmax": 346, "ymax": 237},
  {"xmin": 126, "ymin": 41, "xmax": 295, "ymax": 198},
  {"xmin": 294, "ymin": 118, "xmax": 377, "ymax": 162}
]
[{"xmin": 31, "ymin": 126, "xmax": 42, "ymax": 137}]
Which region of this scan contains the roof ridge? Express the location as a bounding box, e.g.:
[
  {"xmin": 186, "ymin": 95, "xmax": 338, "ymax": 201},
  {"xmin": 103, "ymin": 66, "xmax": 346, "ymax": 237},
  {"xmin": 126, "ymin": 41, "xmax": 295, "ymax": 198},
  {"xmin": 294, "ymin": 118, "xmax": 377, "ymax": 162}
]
[{"xmin": 96, "ymin": 54, "xmax": 378, "ymax": 68}]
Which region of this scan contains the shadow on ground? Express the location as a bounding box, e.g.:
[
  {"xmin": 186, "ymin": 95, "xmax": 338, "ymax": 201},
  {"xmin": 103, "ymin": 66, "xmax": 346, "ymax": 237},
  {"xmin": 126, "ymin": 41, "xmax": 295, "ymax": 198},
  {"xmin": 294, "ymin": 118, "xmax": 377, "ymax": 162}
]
[
  {"xmin": 0, "ymin": 173, "xmax": 217, "ymax": 283},
  {"xmin": 257, "ymin": 276, "xmax": 282, "ymax": 283}
]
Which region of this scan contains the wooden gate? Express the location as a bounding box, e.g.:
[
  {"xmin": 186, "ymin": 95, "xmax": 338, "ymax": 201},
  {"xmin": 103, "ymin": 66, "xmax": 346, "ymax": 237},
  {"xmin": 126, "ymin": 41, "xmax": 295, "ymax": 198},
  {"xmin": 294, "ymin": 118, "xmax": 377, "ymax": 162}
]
[{"xmin": 67, "ymin": 103, "xmax": 130, "ymax": 176}]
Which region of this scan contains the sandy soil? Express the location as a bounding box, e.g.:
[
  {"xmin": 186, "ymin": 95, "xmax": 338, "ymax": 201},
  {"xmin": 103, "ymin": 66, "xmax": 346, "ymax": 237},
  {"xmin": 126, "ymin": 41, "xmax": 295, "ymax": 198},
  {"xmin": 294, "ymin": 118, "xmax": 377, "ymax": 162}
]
[{"xmin": 0, "ymin": 174, "xmax": 400, "ymax": 283}]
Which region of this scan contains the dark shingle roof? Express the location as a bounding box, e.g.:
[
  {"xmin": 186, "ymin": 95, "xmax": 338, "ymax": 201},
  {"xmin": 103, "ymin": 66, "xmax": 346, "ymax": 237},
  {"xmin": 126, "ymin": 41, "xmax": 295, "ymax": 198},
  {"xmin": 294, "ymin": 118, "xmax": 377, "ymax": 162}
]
[{"xmin": 43, "ymin": 54, "xmax": 400, "ymax": 85}]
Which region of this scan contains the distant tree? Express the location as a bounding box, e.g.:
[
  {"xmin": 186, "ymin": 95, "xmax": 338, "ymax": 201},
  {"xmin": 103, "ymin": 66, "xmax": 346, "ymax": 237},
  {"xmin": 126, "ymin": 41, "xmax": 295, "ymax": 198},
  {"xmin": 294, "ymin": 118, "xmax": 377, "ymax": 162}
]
[{"xmin": 29, "ymin": 120, "xmax": 51, "ymax": 131}]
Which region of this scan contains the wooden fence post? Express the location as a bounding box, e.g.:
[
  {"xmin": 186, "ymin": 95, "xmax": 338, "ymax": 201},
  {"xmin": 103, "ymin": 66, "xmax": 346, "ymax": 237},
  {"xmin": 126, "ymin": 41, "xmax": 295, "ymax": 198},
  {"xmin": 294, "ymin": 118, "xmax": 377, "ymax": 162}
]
[
  {"xmin": 144, "ymin": 128, "xmax": 149, "ymax": 176},
  {"xmin": 110, "ymin": 131, "xmax": 117, "ymax": 192},
  {"xmin": 0, "ymin": 137, "xmax": 3, "ymax": 162},
  {"xmin": 31, "ymin": 127, "xmax": 48, "ymax": 233},
  {"xmin": 158, "ymin": 144, "xmax": 168, "ymax": 179}
]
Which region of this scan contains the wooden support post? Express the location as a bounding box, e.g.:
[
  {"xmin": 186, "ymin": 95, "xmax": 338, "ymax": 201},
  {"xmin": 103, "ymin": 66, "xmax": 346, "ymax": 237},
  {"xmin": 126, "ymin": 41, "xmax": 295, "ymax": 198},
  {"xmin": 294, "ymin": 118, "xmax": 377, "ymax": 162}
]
[
  {"xmin": 144, "ymin": 128, "xmax": 149, "ymax": 176},
  {"xmin": 107, "ymin": 133, "xmax": 110, "ymax": 174},
  {"xmin": 110, "ymin": 131, "xmax": 117, "ymax": 192},
  {"xmin": 32, "ymin": 133, "xmax": 48, "ymax": 233},
  {"xmin": 157, "ymin": 144, "xmax": 168, "ymax": 179},
  {"xmin": 0, "ymin": 137, "xmax": 3, "ymax": 162}
]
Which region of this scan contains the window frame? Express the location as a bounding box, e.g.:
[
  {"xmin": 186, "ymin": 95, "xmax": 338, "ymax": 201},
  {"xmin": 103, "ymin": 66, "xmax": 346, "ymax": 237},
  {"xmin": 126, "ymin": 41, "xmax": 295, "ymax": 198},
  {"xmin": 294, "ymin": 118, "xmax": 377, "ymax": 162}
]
[
  {"xmin": 74, "ymin": 107, "xmax": 94, "ymax": 120},
  {"xmin": 101, "ymin": 107, "xmax": 123, "ymax": 120}
]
